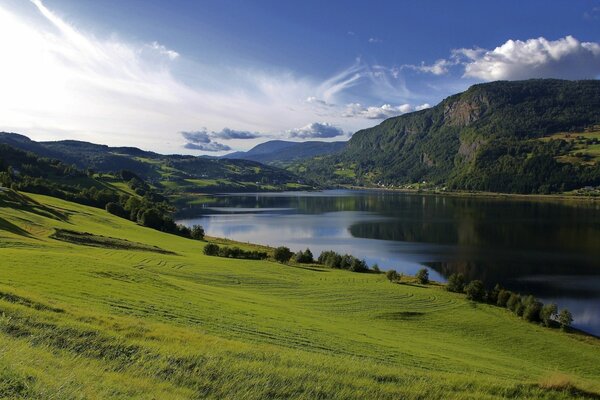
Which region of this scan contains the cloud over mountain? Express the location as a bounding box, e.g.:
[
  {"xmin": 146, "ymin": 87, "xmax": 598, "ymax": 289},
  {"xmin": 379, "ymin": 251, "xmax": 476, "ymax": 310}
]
[{"xmin": 288, "ymin": 122, "xmax": 345, "ymax": 139}]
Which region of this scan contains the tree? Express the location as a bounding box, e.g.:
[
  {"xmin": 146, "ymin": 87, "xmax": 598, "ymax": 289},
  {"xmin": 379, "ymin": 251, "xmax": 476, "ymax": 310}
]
[
  {"xmin": 497, "ymin": 289, "xmax": 511, "ymax": 307},
  {"xmin": 138, "ymin": 208, "xmax": 163, "ymax": 230},
  {"xmin": 371, "ymin": 264, "xmax": 380, "ymax": 273},
  {"xmin": 540, "ymin": 303, "xmax": 558, "ymax": 327},
  {"xmin": 558, "ymin": 309, "xmax": 573, "ymax": 330},
  {"xmin": 190, "ymin": 225, "xmax": 205, "ymax": 240},
  {"xmin": 386, "ymin": 270, "xmax": 399, "ymax": 282},
  {"xmin": 446, "ymin": 273, "xmax": 466, "ymax": 293},
  {"xmin": 203, "ymin": 243, "xmax": 220, "ymax": 256},
  {"xmin": 523, "ymin": 299, "xmax": 543, "ymax": 322},
  {"xmin": 416, "ymin": 268, "xmax": 429, "ymax": 284},
  {"xmin": 507, "ymin": 293, "xmax": 521, "ymax": 312},
  {"xmin": 273, "ymin": 246, "xmax": 293, "ymax": 263},
  {"xmin": 488, "ymin": 284, "xmax": 502, "ymax": 304},
  {"xmin": 105, "ymin": 202, "xmax": 127, "ymax": 218},
  {"xmin": 465, "ymin": 280, "xmax": 485, "ymax": 301}
]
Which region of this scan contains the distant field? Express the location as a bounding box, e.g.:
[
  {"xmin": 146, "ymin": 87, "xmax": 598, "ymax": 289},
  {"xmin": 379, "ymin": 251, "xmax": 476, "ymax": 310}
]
[
  {"xmin": 540, "ymin": 127, "xmax": 600, "ymax": 165},
  {"xmin": 1, "ymin": 190, "xmax": 599, "ymax": 399}
]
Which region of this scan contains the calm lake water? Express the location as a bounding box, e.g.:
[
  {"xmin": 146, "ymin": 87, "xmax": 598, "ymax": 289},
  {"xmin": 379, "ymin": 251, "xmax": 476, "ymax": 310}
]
[{"xmin": 176, "ymin": 190, "xmax": 600, "ymax": 336}]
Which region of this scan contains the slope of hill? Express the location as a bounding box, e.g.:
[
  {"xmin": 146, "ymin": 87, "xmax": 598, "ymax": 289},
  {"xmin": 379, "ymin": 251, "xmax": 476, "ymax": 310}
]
[
  {"xmin": 0, "ymin": 189, "xmax": 599, "ymax": 399},
  {"xmin": 0, "ymin": 133, "xmax": 314, "ymax": 193},
  {"xmin": 223, "ymin": 140, "xmax": 346, "ymax": 166},
  {"xmin": 299, "ymin": 79, "xmax": 600, "ymax": 194}
]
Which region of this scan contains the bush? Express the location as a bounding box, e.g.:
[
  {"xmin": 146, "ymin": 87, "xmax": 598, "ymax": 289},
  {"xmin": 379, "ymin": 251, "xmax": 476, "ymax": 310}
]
[
  {"xmin": 558, "ymin": 309, "xmax": 573, "ymax": 330},
  {"xmin": 371, "ymin": 264, "xmax": 380, "ymax": 273},
  {"xmin": 190, "ymin": 225, "xmax": 205, "ymax": 240},
  {"xmin": 497, "ymin": 289, "xmax": 511, "ymax": 307},
  {"xmin": 105, "ymin": 202, "xmax": 127, "ymax": 218},
  {"xmin": 273, "ymin": 246, "xmax": 293, "ymax": 263},
  {"xmin": 465, "ymin": 280, "xmax": 485, "ymax": 301},
  {"xmin": 386, "ymin": 270, "xmax": 399, "ymax": 282},
  {"xmin": 203, "ymin": 243, "xmax": 220, "ymax": 256},
  {"xmin": 446, "ymin": 273, "xmax": 466, "ymax": 293},
  {"xmin": 523, "ymin": 300, "xmax": 543, "ymax": 322},
  {"xmin": 416, "ymin": 268, "xmax": 429, "ymax": 284},
  {"xmin": 488, "ymin": 284, "xmax": 502, "ymax": 304},
  {"xmin": 540, "ymin": 303, "xmax": 558, "ymax": 327},
  {"xmin": 294, "ymin": 248, "xmax": 314, "ymax": 263}
]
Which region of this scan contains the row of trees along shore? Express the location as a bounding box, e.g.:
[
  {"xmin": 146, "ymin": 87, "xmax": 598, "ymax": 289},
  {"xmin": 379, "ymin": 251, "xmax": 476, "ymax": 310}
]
[{"xmin": 203, "ymin": 244, "xmax": 575, "ymax": 331}]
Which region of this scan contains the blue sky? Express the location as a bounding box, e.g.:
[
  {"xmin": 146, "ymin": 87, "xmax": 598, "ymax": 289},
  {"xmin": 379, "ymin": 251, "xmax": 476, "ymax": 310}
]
[{"xmin": 0, "ymin": 0, "xmax": 599, "ymax": 154}]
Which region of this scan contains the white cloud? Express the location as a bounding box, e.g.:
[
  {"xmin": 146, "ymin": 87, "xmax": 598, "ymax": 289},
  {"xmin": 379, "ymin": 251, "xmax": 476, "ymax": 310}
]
[
  {"xmin": 458, "ymin": 36, "xmax": 600, "ymax": 80},
  {"xmin": 0, "ymin": 1, "xmax": 430, "ymax": 154},
  {"xmin": 368, "ymin": 37, "xmax": 382, "ymax": 44},
  {"xmin": 342, "ymin": 102, "xmax": 430, "ymax": 119},
  {"xmin": 403, "ymin": 59, "xmax": 454, "ymax": 75},
  {"xmin": 287, "ymin": 122, "xmax": 345, "ymax": 139}
]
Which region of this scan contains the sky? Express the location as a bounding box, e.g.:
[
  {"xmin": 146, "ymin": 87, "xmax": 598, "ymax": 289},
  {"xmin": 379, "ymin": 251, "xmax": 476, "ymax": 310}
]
[{"xmin": 0, "ymin": 0, "xmax": 599, "ymax": 155}]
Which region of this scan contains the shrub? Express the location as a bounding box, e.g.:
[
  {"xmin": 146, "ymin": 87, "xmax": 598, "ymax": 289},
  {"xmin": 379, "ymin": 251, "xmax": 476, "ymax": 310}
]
[
  {"xmin": 386, "ymin": 270, "xmax": 399, "ymax": 282},
  {"xmin": 446, "ymin": 273, "xmax": 466, "ymax": 293},
  {"xmin": 203, "ymin": 243, "xmax": 220, "ymax": 256},
  {"xmin": 540, "ymin": 303, "xmax": 558, "ymax": 327},
  {"xmin": 506, "ymin": 293, "xmax": 521, "ymax": 312},
  {"xmin": 293, "ymin": 248, "xmax": 314, "ymax": 263},
  {"xmin": 558, "ymin": 309, "xmax": 573, "ymax": 330},
  {"xmin": 190, "ymin": 225, "xmax": 205, "ymax": 240},
  {"xmin": 273, "ymin": 246, "xmax": 293, "ymax": 263},
  {"xmin": 523, "ymin": 300, "xmax": 543, "ymax": 322},
  {"xmin": 416, "ymin": 268, "xmax": 429, "ymax": 284},
  {"xmin": 349, "ymin": 258, "xmax": 368, "ymax": 272},
  {"xmin": 488, "ymin": 284, "xmax": 502, "ymax": 304},
  {"xmin": 318, "ymin": 250, "xmax": 341, "ymax": 268},
  {"xmin": 105, "ymin": 202, "xmax": 127, "ymax": 218},
  {"xmin": 371, "ymin": 264, "xmax": 380, "ymax": 273},
  {"xmin": 497, "ymin": 289, "xmax": 511, "ymax": 307},
  {"xmin": 465, "ymin": 280, "xmax": 485, "ymax": 301}
]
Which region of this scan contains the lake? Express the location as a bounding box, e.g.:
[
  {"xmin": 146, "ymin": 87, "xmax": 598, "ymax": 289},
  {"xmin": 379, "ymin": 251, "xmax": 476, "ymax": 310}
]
[{"xmin": 176, "ymin": 190, "xmax": 600, "ymax": 336}]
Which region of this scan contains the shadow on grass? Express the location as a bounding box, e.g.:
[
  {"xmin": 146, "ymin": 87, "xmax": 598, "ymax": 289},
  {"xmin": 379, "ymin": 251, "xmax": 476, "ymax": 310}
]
[
  {"xmin": 0, "ymin": 216, "xmax": 33, "ymax": 238},
  {"xmin": 0, "ymin": 190, "xmax": 68, "ymax": 222}
]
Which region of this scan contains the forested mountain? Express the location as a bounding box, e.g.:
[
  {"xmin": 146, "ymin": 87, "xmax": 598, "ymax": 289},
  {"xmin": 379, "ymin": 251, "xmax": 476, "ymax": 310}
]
[
  {"xmin": 222, "ymin": 140, "xmax": 346, "ymax": 166},
  {"xmin": 0, "ymin": 133, "xmax": 313, "ymax": 193},
  {"xmin": 298, "ymin": 79, "xmax": 600, "ymax": 194}
]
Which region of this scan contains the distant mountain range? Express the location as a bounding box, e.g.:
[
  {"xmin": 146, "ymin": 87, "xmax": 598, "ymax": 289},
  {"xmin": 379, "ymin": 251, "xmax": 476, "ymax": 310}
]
[
  {"xmin": 0, "ymin": 133, "xmax": 312, "ymax": 192},
  {"xmin": 222, "ymin": 140, "xmax": 346, "ymax": 166},
  {"xmin": 298, "ymin": 79, "xmax": 600, "ymax": 194}
]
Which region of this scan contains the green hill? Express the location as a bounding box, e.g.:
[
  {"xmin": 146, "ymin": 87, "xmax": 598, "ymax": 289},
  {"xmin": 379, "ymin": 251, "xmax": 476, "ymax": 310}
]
[
  {"xmin": 0, "ymin": 133, "xmax": 314, "ymax": 194},
  {"xmin": 1, "ymin": 189, "xmax": 599, "ymax": 399},
  {"xmin": 223, "ymin": 140, "xmax": 346, "ymax": 166},
  {"xmin": 298, "ymin": 79, "xmax": 600, "ymax": 194}
]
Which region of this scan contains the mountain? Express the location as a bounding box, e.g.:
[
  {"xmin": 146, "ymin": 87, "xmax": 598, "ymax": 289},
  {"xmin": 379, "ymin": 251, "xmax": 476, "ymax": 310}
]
[
  {"xmin": 300, "ymin": 79, "xmax": 600, "ymax": 194},
  {"xmin": 0, "ymin": 133, "xmax": 314, "ymax": 193},
  {"xmin": 222, "ymin": 140, "xmax": 346, "ymax": 166}
]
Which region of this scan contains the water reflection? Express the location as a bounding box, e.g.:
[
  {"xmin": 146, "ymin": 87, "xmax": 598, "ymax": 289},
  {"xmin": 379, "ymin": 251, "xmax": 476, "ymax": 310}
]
[{"xmin": 176, "ymin": 190, "xmax": 600, "ymax": 335}]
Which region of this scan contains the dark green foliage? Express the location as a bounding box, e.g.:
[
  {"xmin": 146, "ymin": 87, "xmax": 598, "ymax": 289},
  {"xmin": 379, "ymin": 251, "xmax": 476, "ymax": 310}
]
[
  {"xmin": 316, "ymin": 250, "xmax": 370, "ymax": 273},
  {"xmin": 465, "ymin": 280, "xmax": 485, "ymax": 301},
  {"xmin": 371, "ymin": 264, "xmax": 380, "ymax": 273},
  {"xmin": 293, "ymin": 248, "xmax": 314, "ymax": 263},
  {"xmin": 488, "ymin": 284, "xmax": 502, "ymax": 305},
  {"xmin": 105, "ymin": 202, "xmax": 127, "ymax": 218},
  {"xmin": 217, "ymin": 246, "xmax": 268, "ymax": 260},
  {"xmin": 558, "ymin": 309, "xmax": 573, "ymax": 330},
  {"xmin": 507, "ymin": 293, "xmax": 522, "ymax": 312},
  {"xmin": 190, "ymin": 225, "xmax": 205, "ymax": 240},
  {"xmin": 416, "ymin": 268, "xmax": 429, "ymax": 284},
  {"xmin": 299, "ymin": 79, "xmax": 600, "ymax": 193},
  {"xmin": 541, "ymin": 303, "xmax": 558, "ymax": 327},
  {"xmin": 446, "ymin": 273, "xmax": 466, "ymax": 293},
  {"xmin": 138, "ymin": 208, "xmax": 164, "ymax": 230},
  {"xmin": 273, "ymin": 246, "xmax": 293, "ymax": 263},
  {"xmin": 386, "ymin": 270, "xmax": 399, "ymax": 282},
  {"xmin": 523, "ymin": 299, "xmax": 543, "ymax": 322},
  {"xmin": 497, "ymin": 289, "xmax": 511, "ymax": 307},
  {"xmin": 203, "ymin": 243, "xmax": 220, "ymax": 256}
]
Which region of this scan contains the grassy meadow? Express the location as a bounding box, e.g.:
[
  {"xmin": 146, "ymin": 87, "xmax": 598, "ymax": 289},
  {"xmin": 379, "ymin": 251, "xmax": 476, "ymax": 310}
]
[{"xmin": 1, "ymin": 190, "xmax": 600, "ymax": 399}]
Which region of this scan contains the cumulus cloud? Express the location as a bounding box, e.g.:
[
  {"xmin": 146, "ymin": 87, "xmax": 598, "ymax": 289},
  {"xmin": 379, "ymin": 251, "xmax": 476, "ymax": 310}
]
[
  {"xmin": 342, "ymin": 103, "xmax": 431, "ymax": 119},
  {"xmin": 287, "ymin": 122, "xmax": 345, "ymax": 139},
  {"xmin": 181, "ymin": 130, "xmax": 231, "ymax": 152},
  {"xmin": 458, "ymin": 36, "xmax": 600, "ymax": 80}
]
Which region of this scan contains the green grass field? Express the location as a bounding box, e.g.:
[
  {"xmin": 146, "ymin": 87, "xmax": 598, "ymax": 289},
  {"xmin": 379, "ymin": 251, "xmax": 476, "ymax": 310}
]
[{"xmin": 1, "ymin": 190, "xmax": 600, "ymax": 399}]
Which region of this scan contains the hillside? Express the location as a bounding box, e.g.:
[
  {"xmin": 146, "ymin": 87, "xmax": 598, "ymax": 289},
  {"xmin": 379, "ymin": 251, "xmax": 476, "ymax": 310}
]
[
  {"xmin": 298, "ymin": 79, "xmax": 600, "ymax": 194},
  {"xmin": 0, "ymin": 189, "xmax": 599, "ymax": 399},
  {"xmin": 0, "ymin": 133, "xmax": 314, "ymax": 194},
  {"xmin": 222, "ymin": 139, "xmax": 346, "ymax": 166}
]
